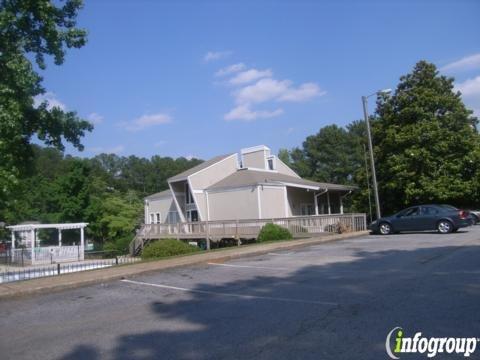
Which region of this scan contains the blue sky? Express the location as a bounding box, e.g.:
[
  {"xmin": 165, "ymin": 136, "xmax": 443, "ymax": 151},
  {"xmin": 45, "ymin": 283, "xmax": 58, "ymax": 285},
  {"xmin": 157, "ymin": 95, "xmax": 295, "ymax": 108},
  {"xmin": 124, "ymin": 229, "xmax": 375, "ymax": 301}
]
[{"xmin": 37, "ymin": 0, "xmax": 480, "ymax": 160}]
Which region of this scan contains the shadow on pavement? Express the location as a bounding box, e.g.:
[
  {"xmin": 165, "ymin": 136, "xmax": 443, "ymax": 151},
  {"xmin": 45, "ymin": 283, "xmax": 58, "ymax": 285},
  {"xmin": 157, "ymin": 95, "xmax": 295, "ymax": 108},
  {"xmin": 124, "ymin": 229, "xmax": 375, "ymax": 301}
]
[{"xmin": 54, "ymin": 243, "xmax": 480, "ymax": 360}]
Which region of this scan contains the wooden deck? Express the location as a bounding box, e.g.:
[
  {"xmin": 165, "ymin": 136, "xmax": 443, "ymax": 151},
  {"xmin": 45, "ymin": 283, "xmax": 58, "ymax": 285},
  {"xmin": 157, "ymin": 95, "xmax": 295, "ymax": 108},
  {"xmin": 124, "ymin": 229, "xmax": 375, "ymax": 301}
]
[{"xmin": 130, "ymin": 213, "xmax": 367, "ymax": 255}]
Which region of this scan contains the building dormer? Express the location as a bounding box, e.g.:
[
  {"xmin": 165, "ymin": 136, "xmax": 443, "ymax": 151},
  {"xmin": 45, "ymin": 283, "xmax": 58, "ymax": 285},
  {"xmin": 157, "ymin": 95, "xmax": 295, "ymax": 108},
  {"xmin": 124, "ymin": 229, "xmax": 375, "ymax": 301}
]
[{"xmin": 241, "ymin": 145, "xmax": 275, "ymax": 171}]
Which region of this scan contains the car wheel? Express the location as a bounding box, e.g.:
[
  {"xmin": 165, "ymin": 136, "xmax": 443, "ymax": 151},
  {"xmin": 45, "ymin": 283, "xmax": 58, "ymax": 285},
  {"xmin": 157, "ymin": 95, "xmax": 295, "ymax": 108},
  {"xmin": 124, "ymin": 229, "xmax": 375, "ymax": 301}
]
[
  {"xmin": 437, "ymin": 220, "xmax": 453, "ymax": 234},
  {"xmin": 379, "ymin": 222, "xmax": 393, "ymax": 235}
]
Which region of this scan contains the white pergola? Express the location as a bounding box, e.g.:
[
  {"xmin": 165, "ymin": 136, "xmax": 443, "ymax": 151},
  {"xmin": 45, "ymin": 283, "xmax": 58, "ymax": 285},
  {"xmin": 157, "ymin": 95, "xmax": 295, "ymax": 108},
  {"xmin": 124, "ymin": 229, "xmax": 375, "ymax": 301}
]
[{"xmin": 7, "ymin": 223, "xmax": 88, "ymax": 263}]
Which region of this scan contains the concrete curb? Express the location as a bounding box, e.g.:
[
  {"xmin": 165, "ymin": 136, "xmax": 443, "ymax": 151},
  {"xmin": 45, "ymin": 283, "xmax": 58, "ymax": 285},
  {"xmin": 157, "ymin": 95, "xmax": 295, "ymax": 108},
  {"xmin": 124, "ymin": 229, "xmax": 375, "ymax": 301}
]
[{"xmin": 0, "ymin": 231, "xmax": 369, "ymax": 300}]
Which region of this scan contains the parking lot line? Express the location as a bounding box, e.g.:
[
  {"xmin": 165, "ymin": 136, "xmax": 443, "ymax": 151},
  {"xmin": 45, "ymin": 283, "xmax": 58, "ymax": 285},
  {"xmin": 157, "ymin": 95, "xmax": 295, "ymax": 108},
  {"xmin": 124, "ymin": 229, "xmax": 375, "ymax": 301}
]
[
  {"xmin": 207, "ymin": 262, "xmax": 289, "ymax": 271},
  {"xmin": 121, "ymin": 279, "xmax": 338, "ymax": 306}
]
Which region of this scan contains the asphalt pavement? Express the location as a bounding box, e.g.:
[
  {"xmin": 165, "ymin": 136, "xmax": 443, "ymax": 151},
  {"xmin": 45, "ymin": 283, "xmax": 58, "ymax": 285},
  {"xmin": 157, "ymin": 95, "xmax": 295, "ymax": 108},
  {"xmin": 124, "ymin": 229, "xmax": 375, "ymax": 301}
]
[{"xmin": 1, "ymin": 226, "xmax": 479, "ymax": 360}]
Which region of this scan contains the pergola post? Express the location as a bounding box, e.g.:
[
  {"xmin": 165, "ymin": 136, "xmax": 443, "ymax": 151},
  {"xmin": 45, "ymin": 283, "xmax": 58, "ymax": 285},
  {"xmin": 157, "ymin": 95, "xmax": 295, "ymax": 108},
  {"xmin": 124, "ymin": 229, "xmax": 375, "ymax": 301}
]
[
  {"xmin": 31, "ymin": 228, "xmax": 35, "ymax": 263},
  {"xmin": 80, "ymin": 227, "xmax": 85, "ymax": 260},
  {"xmin": 58, "ymin": 229, "xmax": 62, "ymax": 247},
  {"xmin": 11, "ymin": 231, "xmax": 15, "ymax": 250},
  {"xmin": 327, "ymin": 192, "xmax": 331, "ymax": 215}
]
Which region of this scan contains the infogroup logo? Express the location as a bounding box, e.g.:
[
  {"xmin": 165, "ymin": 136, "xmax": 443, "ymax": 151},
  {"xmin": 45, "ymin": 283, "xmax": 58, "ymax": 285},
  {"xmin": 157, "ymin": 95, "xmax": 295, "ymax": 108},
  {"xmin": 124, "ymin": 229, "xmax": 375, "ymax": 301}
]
[{"xmin": 385, "ymin": 327, "xmax": 479, "ymax": 359}]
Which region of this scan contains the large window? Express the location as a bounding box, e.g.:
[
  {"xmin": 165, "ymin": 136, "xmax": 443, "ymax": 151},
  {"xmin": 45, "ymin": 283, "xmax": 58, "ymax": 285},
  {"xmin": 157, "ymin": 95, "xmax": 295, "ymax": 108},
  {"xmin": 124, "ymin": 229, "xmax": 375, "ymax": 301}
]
[
  {"xmin": 185, "ymin": 183, "xmax": 194, "ymax": 204},
  {"xmin": 156, "ymin": 213, "xmax": 161, "ymax": 223},
  {"xmin": 150, "ymin": 213, "xmax": 155, "ymax": 224},
  {"xmin": 301, "ymin": 204, "xmax": 315, "ymax": 216}
]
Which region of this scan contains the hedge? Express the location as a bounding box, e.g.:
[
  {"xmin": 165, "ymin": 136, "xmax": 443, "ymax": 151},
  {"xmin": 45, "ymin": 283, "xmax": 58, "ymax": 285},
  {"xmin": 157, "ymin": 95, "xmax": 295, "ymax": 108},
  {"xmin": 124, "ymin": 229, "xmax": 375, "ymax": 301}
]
[
  {"xmin": 257, "ymin": 223, "xmax": 293, "ymax": 242},
  {"xmin": 141, "ymin": 239, "xmax": 200, "ymax": 259}
]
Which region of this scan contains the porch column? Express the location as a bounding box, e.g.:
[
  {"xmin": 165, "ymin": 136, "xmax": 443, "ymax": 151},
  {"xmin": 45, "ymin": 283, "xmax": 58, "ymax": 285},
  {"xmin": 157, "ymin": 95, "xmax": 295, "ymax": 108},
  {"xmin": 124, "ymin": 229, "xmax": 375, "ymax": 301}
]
[
  {"xmin": 340, "ymin": 195, "xmax": 344, "ymax": 214},
  {"xmin": 31, "ymin": 229, "xmax": 35, "ymax": 262},
  {"xmin": 206, "ymin": 192, "xmax": 210, "ymax": 221},
  {"xmin": 58, "ymin": 229, "xmax": 62, "ymax": 247},
  {"xmin": 327, "ymin": 192, "xmax": 331, "ymax": 215},
  {"xmin": 314, "ymin": 193, "xmax": 319, "ymax": 215},
  {"xmin": 11, "ymin": 231, "xmax": 15, "ymax": 250}
]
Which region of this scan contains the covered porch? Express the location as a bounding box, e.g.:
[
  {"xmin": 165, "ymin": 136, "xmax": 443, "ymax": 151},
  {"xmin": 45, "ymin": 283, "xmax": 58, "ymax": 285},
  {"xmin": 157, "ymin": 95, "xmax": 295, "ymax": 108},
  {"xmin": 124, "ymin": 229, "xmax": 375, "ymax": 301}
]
[{"xmin": 285, "ymin": 185, "xmax": 354, "ymax": 217}]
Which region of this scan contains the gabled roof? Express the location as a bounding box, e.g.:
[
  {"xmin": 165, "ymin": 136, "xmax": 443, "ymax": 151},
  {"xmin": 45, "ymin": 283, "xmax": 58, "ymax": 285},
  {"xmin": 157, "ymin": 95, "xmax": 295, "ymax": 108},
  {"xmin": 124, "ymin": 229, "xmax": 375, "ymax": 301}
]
[
  {"xmin": 168, "ymin": 153, "xmax": 235, "ymax": 182},
  {"xmin": 145, "ymin": 189, "xmax": 172, "ymax": 200},
  {"xmin": 206, "ymin": 169, "xmax": 356, "ymax": 191}
]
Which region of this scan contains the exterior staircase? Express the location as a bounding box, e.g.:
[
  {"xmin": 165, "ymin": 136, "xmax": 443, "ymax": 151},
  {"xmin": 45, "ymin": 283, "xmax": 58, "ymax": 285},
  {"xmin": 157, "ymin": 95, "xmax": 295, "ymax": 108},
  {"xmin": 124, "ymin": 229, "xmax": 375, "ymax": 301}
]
[{"xmin": 129, "ymin": 225, "xmax": 152, "ymax": 256}]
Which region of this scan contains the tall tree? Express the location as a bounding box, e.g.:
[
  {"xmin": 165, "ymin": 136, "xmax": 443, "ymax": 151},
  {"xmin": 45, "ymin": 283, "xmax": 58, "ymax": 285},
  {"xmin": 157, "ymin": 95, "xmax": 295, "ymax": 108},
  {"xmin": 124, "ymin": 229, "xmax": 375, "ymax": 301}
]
[
  {"xmin": 294, "ymin": 124, "xmax": 364, "ymax": 184},
  {"xmin": 0, "ymin": 0, "xmax": 91, "ymax": 212},
  {"xmin": 373, "ymin": 61, "xmax": 480, "ymax": 213}
]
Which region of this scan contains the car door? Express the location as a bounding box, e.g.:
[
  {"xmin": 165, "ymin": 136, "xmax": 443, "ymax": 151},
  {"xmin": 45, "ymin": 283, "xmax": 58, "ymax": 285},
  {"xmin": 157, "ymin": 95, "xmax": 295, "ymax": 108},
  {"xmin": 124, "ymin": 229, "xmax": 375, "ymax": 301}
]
[
  {"xmin": 418, "ymin": 206, "xmax": 440, "ymax": 230},
  {"xmin": 393, "ymin": 206, "xmax": 421, "ymax": 231}
]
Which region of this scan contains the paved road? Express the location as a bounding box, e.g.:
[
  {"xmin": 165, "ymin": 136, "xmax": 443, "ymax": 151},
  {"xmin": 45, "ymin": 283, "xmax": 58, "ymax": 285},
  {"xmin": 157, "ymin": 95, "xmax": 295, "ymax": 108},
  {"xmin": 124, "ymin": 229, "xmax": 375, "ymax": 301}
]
[{"xmin": 1, "ymin": 226, "xmax": 480, "ymax": 360}]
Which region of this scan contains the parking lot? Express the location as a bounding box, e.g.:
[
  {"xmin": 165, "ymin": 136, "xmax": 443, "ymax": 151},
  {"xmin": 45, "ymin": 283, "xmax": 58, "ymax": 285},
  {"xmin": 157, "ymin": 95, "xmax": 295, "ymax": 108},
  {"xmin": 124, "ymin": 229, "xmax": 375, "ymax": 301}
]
[{"xmin": 1, "ymin": 226, "xmax": 480, "ymax": 360}]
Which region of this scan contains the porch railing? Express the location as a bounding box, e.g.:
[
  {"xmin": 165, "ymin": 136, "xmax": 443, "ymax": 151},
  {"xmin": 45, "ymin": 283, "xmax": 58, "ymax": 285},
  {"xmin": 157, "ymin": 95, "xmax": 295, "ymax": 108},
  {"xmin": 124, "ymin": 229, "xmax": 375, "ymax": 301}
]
[{"xmin": 130, "ymin": 213, "xmax": 366, "ymax": 255}]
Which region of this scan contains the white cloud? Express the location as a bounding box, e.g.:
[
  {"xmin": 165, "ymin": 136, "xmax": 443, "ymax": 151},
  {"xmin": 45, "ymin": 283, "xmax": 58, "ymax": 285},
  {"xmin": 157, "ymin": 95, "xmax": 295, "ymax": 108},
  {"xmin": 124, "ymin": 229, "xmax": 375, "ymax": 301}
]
[
  {"xmin": 203, "ymin": 51, "xmax": 231, "ymax": 63},
  {"xmin": 235, "ymin": 78, "xmax": 291, "ymax": 104},
  {"xmin": 123, "ymin": 113, "xmax": 172, "ymax": 132},
  {"xmin": 224, "ymin": 105, "xmax": 284, "ymax": 121},
  {"xmin": 87, "ymin": 112, "xmax": 104, "ymax": 124},
  {"xmin": 441, "ymin": 53, "xmax": 480, "ymax": 73},
  {"xmin": 216, "ymin": 61, "xmax": 325, "ymax": 122},
  {"xmin": 89, "ymin": 145, "xmax": 125, "ymax": 154},
  {"xmin": 278, "ymin": 83, "xmax": 325, "ymax": 102},
  {"xmin": 235, "ymin": 78, "xmax": 323, "ymax": 105},
  {"xmin": 215, "ymin": 63, "xmax": 246, "ymax": 77},
  {"xmin": 34, "ymin": 92, "xmax": 67, "ymax": 111},
  {"xmin": 456, "ymin": 76, "xmax": 480, "ymax": 118},
  {"xmin": 229, "ymin": 68, "xmax": 273, "ymax": 85},
  {"xmin": 455, "ymin": 76, "xmax": 480, "ymax": 96}
]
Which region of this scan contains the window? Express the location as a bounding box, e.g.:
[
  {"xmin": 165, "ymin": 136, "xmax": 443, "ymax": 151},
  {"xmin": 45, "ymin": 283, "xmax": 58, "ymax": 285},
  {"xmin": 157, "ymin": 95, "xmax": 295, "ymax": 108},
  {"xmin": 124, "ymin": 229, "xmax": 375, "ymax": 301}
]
[
  {"xmin": 268, "ymin": 159, "xmax": 274, "ymax": 170},
  {"xmin": 301, "ymin": 204, "xmax": 315, "ymax": 216},
  {"xmin": 403, "ymin": 207, "xmax": 420, "ymax": 217},
  {"xmin": 167, "ymin": 211, "xmax": 179, "ymax": 224},
  {"xmin": 150, "ymin": 213, "xmax": 155, "ymax": 224},
  {"xmin": 267, "ymin": 156, "xmax": 275, "ymax": 170},
  {"xmin": 187, "ymin": 210, "xmax": 199, "ymax": 222},
  {"xmin": 422, "ymin": 206, "xmax": 439, "ymax": 215},
  {"xmin": 156, "ymin": 213, "xmax": 161, "ymax": 223},
  {"xmin": 185, "ymin": 183, "xmax": 193, "ymax": 204}
]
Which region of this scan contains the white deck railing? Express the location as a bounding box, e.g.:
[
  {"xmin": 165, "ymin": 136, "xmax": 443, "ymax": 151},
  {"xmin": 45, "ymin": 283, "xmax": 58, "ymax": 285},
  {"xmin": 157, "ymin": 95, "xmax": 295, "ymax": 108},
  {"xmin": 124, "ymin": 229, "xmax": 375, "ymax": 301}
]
[{"xmin": 130, "ymin": 213, "xmax": 366, "ymax": 255}]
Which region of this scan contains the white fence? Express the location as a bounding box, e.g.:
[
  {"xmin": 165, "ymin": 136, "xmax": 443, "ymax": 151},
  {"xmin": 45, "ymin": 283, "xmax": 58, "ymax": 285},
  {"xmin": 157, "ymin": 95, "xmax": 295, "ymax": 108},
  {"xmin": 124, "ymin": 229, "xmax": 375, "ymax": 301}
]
[{"xmin": 10, "ymin": 245, "xmax": 84, "ymax": 265}]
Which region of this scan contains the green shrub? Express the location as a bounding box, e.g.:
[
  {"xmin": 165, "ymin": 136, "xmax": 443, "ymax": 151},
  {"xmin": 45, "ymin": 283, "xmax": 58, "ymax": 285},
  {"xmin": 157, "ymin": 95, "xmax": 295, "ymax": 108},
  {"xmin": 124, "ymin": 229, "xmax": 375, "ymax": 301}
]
[
  {"xmin": 257, "ymin": 223, "xmax": 293, "ymax": 242},
  {"xmin": 141, "ymin": 239, "xmax": 200, "ymax": 259}
]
